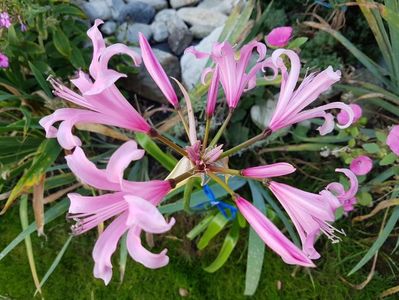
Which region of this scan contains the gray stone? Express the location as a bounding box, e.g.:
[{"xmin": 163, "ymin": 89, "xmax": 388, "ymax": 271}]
[
  {"xmin": 109, "ymin": 0, "xmax": 125, "ymax": 21},
  {"xmin": 127, "ymin": 0, "xmax": 168, "ymax": 11},
  {"xmin": 198, "ymin": 0, "xmax": 238, "ymax": 15},
  {"xmin": 117, "ymin": 23, "xmax": 152, "ymax": 44},
  {"xmin": 170, "ymin": 0, "xmax": 199, "ymax": 9},
  {"xmin": 177, "ymin": 7, "xmax": 228, "ymax": 28},
  {"xmin": 101, "ymin": 21, "xmax": 117, "ymax": 35},
  {"xmin": 180, "ymin": 26, "xmax": 223, "ymax": 90},
  {"xmin": 124, "ymin": 47, "xmax": 181, "ymax": 104},
  {"xmin": 154, "ymin": 9, "xmax": 178, "ymax": 23},
  {"xmin": 82, "ymin": 0, "xmax": 112, "ymax": 22},
  {"xmin": 167, "ymin": 17, "xmax": 193, "ymax": 55},
  {"xmin": 122, "ymin": 2, "xmax": 156, "ymax": 24},
  {"xmin": 151, "ymin": 21, "xmax": 169, "ymax": 42},
  {"xmin": 190, "ymin": 24, "xmax": 215, "ymax": 39}
]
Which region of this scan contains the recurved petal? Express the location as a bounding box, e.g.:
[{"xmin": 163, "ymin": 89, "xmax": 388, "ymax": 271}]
[{"xmin": 126, "ymin": 226, "xmax": 170, "ymax": 268}]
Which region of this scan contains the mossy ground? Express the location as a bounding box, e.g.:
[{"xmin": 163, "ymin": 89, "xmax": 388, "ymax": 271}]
[{"xmin": 0, "ymin": 207, "xmax": 395, "ymax": 300}]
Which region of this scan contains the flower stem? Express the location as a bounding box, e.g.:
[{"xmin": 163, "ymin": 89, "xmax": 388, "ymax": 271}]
[
  {"xmin": 219, "ymin": 128, "xmax": 271, "ymax": 159},
  {"xmin": 169, "ymin": 168, "xmax": 196, "ymax": 187},
  {"xmin": 209, "ymin": 166, "xmax": 241, "ymax": 176},
  {"xmin": 209, "ymin": 109, "xmax": 234, "ymax": 147},
  {"xmin": 207, "ymin": 172, "xmax": 235, "ymax": 196},
  {"xmin": 202, "ymin": 117, "xmax": 212, "ymax": 152},
  {"xmin": 176, "ymin": 108, "xmax": 190, "ymax": 138},
  {"xmin": 150, "ymin": 129, "xmax": 187, "ymax": 157}
]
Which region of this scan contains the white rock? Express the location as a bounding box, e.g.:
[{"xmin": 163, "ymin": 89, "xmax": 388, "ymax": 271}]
[
  {"xmin": 117, "ymin": 23, "xmax": 152, "ymax": 44},
  {"xmin": 154, "ymin": 9, "xmax": 177, "ymax": 23},
  {"xmin": 198, "ymin": 0, "xmax": 238, "ymax": 15},
  {"xmin": 151, "ymin": 21, "xmax": 169, "ymax": 42},
  {"xmin": 82, "ymin": 0, "xmax": 112, "ymax": 22},
  {"xmin": 180, "ymin": 26, "xmax": 223, "ymax": 90},
  {"xmin": 190, "ymin": 24, "xmax": 215, "ymax": 39},
  {"xmin": 170, "ymin": 0, "xmax": 199, "ymax": 9},
  {"xmin": 101, "ymin": 21, "xmax": 117, "ymax": 35},
  {"xmin": 127, "ymin": 0, "xmax": 168, "ymax": 11},
  {"xmin": 177, "ymin": 7, "xmax": 227, "ymax": 28}
]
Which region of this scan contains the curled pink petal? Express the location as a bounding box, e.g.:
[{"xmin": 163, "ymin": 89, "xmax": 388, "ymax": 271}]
[
  {"xmin": 326, "ymin": 168, "xmax": 358, "ymax": 213},
  {"xmin": 236, "ymin": 196, "xmax": 315, "ymax": 267},
  {"xmin": 387, "ymin": 125, "xmax": 399, "ymax": 156},
  {"xmin": 87, "ymin": 19, "xmax": 106, "ymax": 79},
  {"xmin": 337, "ymin": 104, "xmax": 362, "ymax": 125},
  {"xmin": 242, "ymin": 163, "xmax": 296, "ymax": 178},
  {"xmin": 266, "ymin": 26, "xmax": 293, "ymax": 47},
  {"xmin": 126, "ymin": 227, "xmax": 170, "ymax": 268},
  {"xmin": 349, "ymin": 155, "xmax": 373, "ymax": 176},
  {"xmin": 139, "ymin": 33, "xmax": 179, "ymax": 107}
]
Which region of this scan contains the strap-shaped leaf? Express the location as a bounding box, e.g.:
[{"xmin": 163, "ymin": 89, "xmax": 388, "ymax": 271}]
[{"xmin": 197, "ymin": 212, "xmax": 229, "ymax": 250}]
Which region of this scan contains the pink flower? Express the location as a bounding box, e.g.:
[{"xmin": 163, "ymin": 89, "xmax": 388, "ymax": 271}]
[
  {"xmin": 18, "ymin": 15, "xmax": 27, "ymax": 32},
  {"xmin": 202, "ymin": 65, "xmax": 220, "ymax": 117},
  {"xmin": 267, "ymin": 49, "xmax": 354, "ymax": 135},
  {"xmin": 337, "ymin": 103, "xmax": 362, "ymax": 125},
  {"xmin": 40, "ymin": 20, "xmax": 151, "ymax": 150},
  {"xmin": 66, "ymin": 141, "xmax": 174, "ymax": 284},
  {"xmin": 387, "ymin": 125, "xmax": 399, "ymax": 156},
  {"xmin": 139, "ymin": 33, "xmax": 179, "ymax": 108},
  {"xmin": 0, "ymin": 12, "xmax": 11, "ymax": 28},
  {"xmin": 242, "ymin": 162, "xmax": 296, "ymax": 179},
  {"xmin": 349, "ymin": 155, "xmax": 373, "ymax": 176},
  {"xmin": 268, "ymin": 169, "xmax": 357, "ymax": 259},
  {"xmin": 266, "ymin": 26, "xmax": 293, "ymax": 47},
  {"xmin": 326, "ymin": 169, "xmax": 358, "ymax": 214},
  {"xmin": 186, "ymin": 40, "xmax": 267, "ymax": 109},
  {"xmin": 0, "ymin": 52, "xmax": 9, "ymax": 68},
  {"xmin": 236, "ymin": 196, "xmax": 315, "ymax": 267}
]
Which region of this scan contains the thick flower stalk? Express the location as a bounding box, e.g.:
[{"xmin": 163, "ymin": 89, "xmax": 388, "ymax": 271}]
[
  {"xmin": 38, "ymin": 19, "xmax": 360, "ymax": 284},
  {"xmin": 66, "ymin": 141, "xmax": 175, "ymax": 284}
]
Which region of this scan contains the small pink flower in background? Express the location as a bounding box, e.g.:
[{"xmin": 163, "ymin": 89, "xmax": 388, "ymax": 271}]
[
  {"xmin": 326, "ymin": 169, "xmax": 358, "ymax": 214},
  {"xmin": 235, "ymin": 196, "xmax": 315, "ymax": 267},
  {"xmin": 266, "ymin": 26, "xmax": 293, "ymax": 47},
  {"xmin": 40, "ymin": 20, "xmax": 151, "ymax": 150},
  {"xmin": 66, "ymin": 141, "xmax": 174, "ymax": 284},
  {"xmin": 337, "ymin": 103, "xmax": 362, "ymax": 125},
  {"xmin": 186, "ymin": 40, "xmax": 267, "ymax": 109},
  {"xmin": 0, "ymin": 12, "xmax": 11, "ymax": 28},
  {"xmin": 0, "ymin": 52, "xmax": 9, "ymax": 68},
  {"xmin": 350, "ymin": 155, "xmax": 373, "ymax": 176},
  {"xmin": 18, "ymin": 15, "xmax": 27, "ymax": 32},
  {"xmin": 387, "ymin": 125, "xmax": 399, "ymax": 156},
  {"xmin": 267, "ymin": 49, "xmax": 354, "ymax": 135},
  {"xmin": 242, "ymin": 162, "xmax": 296, "ymax": 178}
]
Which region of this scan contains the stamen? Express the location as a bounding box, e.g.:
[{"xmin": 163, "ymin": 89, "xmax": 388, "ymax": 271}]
[{"xmin": 316, "ymin": 218, "xmax": 346, "ymax": 244}]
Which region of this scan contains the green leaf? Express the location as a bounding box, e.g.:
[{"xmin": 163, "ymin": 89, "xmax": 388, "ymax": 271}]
[
  {"xmin": 1, "ymin": 139, "xmax": 61, "ymax": 214},
  {"xmin": 197, "ymin": 212, "xmax": 229, "ymax": 250},
  {"xmin": 53, "ymin": 3, "xmax": 86, "ymax": 18},
  {"xmin": 187, "ymin": 215, "xmax": 214, "ymax": 240},
  {"xmin": 203, "ymin": 222, "xmax": 239, "ymax": 273},
  {"xmin": 183, "ymin": 177, "xmax": 195, "ymax": 213},
  {"xmin": 0, "ymin": 198, "xmax": 69, "ymax": 261},
  {"xmin": 376, "ymin": 131, "xmax": 387, "ymax": 143},
  {"xmin": 70, "ymin": 44, "xmax": 86, "ymax": 69},
  {"xmin": 135, "ymin": 133, "xmax": 177, "ymax": 171},
  {"xmin": 245, "ymin": 181, "xmax": 266, "ymax": 296},
  {"xmin": 380, "ymin": 152, "xmax": 397, "ymax": 166},
  {"xmin": 362, "ymin": 143, "xmax": 380, "ymax": 154},
  {"xmin": 348, "ymin": 190, "xmax": 399, "ymax": 276},
  {"xmin": 119, "ymin": 233, "xmax": 128, "ymax": 284},
  {"xmin": 288, "ymin": 37, "xmax": 308, "ymax": 49},
  {"xmin": 357, "ymin": 192, "xmax": 373, "ymax": 206},
  {"xmin": 35, "ymin": 235, "xmax": 73, "ymax": 295},
  {"xmin": 28, "ymin": 61, "xmax": 52, "ymax": 98},
  {"xmin": 53, "ymin": 28, "xmax": 72, "ymax": 58}
]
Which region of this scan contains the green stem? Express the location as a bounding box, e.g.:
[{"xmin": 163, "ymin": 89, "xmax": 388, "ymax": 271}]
[
  {"xmin": 150, "ymin": 129, "xmax": 187, "ymax": 157},
  {"xmin": 208, "ymin": 109, "xmax": 234, "ymax": 147},
  {"xmin": 209, "ymin": 166, "xmax": 241, "ymax": 176},
  {"xmin": 169, "ymin": 168, "xmax": 196, "ymax": 187},
  {"xmin": 207, "ymin": 172, "xmax": 235, "ymax": 196},
  {"xmin": 219, "ymin": 128, "xmax": 271, "ymax": 159},
  {"xmin": 202, "ymin": 117, "xmax": 212, "ymax": 152},
  {"xmin": 176, "ymin": 108, "xmax": 190, "ymax": 138}
]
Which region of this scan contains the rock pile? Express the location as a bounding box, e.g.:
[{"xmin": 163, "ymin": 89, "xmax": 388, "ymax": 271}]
[{"xmin": 77, "ymin": 0, "xmax": 238, "ymax": 103}]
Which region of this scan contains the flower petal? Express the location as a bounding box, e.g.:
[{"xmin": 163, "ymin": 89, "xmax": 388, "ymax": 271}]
[
  {"xmin": 242, "ymin": 163, "xmax": 296, "ymax": 178},
  {"xmin": 126, "ymin": 226, "xmax": 169, "ymax": 268},
  {"xmin": 87, "ymin": 19, "xmax": 106, "ymax": 79}
]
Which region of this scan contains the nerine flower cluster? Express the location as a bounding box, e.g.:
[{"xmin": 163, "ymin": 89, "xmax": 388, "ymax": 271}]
[{"xmin": 40, "ymin": 20, "xmax": 358, "ymax": 285}]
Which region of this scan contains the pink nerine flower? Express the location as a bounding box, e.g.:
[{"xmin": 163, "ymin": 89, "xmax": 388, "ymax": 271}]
[
  {"xmin": 267, "ymin": 49, "xmax": 354, "ymax": 135},
  {"xmin": 242, "ymin": 162, "xmax": 296, "ymax": 179},
  {"xmin": 139, "ymin": 33, "xmax": 179, "ymax": 107},
  {"xmin": 236, "ymin": 196, "xmax": 315, "ymax": 267},
  {"xmin": 186, "ymin": 40, "xmax": 267, "ymax": 109},
  {"xmin": 349, "ymin": 155, "xmax": 373, "ymax": 176},
  {"xmin": 203, "ymin": 65, "xmax": 220, "ymax": 117},
  {"xmin": 337, "ymin": 103, "xmax": 362, "ymax": 125},
  {"xmin": 326, "ymin": 169, "xmax": 358, "ymax": 214},
  {"xmin": 266, "ymin": 26, "xmax": 293, "ymax": 47},
  {"xmin": 66, "ymin": 141, "xmax": 174, "ymax": 284},
  {"xmin": 0, "ymin": 12, "xmax": 11, "ymax": 28},
  {"xmin": 268, "ymin": 169, "xmax": 357, "ymax": 259},
  {"xmin": 40, "ymin": 20, "xmax": 151, "ymax": 150},
  {"xmin": 0, "ymin": 52, "xmax": 9, "ymax": 68},
  {"xmin": 387, "ymin": 125, "xmax": 399, "ymax": 156}
]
